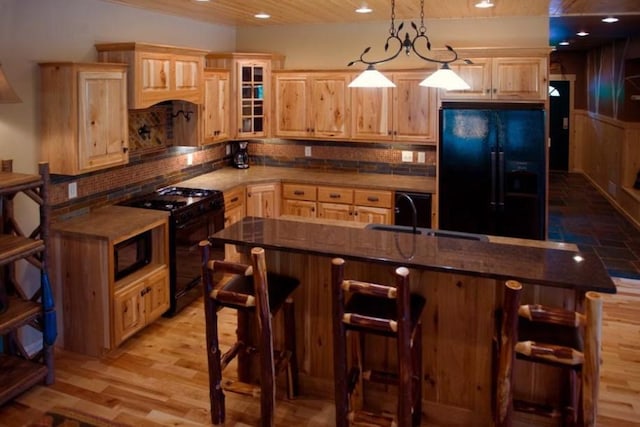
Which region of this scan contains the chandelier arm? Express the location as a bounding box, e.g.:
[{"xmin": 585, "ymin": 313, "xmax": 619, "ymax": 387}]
[
  {"xmin": 347, "ymin": 34, "xmax": 406, "ymax": 67},
  {"xmin": 410, "ymin": 38, "xmax": 459, "ymax": 65}
]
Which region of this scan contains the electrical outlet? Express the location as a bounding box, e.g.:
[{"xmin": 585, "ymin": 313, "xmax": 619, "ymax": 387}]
[
  {"xmin": 417, "ymin": 152, "xmax": 426, "ymax": 163},
  {"xmin": 305, "ymin": 146, "xmax": 312, "ymax": 157},
  {"xmin": 187, "ymin": 153, "xmax": 193, "ymax": 166},
  {"xmin": 68, "ymin": 182, "xmax": 77, "ymax": 199},
  {"xmin": 226, "ymin": 145, "xmax": 231, "ymax": 156},
  {"xmin": 401, "ymin": 151, "xmax": 413, "ymax": 162}
]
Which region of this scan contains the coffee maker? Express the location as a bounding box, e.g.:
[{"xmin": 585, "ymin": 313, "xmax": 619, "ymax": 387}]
[{"xmin": 233, "ymin": 141, "xmax": 249, "ymax": 169}]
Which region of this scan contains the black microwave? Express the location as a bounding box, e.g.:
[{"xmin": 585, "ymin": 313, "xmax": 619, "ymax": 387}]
[{"xmin": 114, "ymin": 230, "xmax": 152, "ymax": 280}]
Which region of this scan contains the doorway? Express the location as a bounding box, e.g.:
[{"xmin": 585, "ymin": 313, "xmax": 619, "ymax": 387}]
[{"xmin": 549, "ymin": 80, "xmax": 571, "ymax": 171}]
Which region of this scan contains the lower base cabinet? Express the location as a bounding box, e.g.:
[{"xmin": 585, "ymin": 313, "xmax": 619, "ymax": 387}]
[
  {"xmin": 113, "ymin": 267, "xmax": 169, "ymax": 346},
  {"xmin": 51, "ymin": 206, "xmax": 170, "ymax": 357}
]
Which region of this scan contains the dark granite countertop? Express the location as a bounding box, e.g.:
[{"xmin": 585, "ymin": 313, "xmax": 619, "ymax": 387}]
[{"xmin": 210, "ymin": 217, "xmax": 616, "ymax": 294}]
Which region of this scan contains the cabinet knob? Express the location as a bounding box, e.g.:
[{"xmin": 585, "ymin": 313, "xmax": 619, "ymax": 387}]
[{"xmin": 122, "ymin": 146, "xmax": 129, "ymax": 153}]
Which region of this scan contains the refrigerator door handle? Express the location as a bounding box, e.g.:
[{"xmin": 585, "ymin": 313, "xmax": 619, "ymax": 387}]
[
  {"xmin": 498, "ymin": 151, "xmax": 505, "ymax": 210},
  {"xmin": 490, "ymin": 150, "xmax": 497, "ymax": 210}
]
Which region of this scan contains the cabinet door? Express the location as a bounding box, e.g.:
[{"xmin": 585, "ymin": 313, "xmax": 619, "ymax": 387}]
[
  {"xmin": 246, "ymin": 183, "xmax": 280, "ymax": 218},
  {"xmin": 174, "ymin": 54, "xmax": 201, "ymax": 93},
  {"xmin": 351, "ymin": 86, "xmax": 393, "ymax": 140},
  {"xmin": 78, "ymin": 70, "xmax": 128, "ymax": 172},
  {"xmin": 274, "ymin": 73, "xmax": 310, "ymax": 138},
  {"xmin": 317, "ymin": 202, "xmax": 352, "ymax": 221},
  {"xmin": 144, "ymin": 268, "xmax": 170, "ymax": 322},
  {"xmin": 138, "ymin": 52, "xmax": 172, "ymax": 105},
  {"xmin": 311, "ymin": 73, "xmax": 350, "ymax": 139},
  {"xmin": 237, "ymin": 60, "xmax": 270, "ymax": 138},
  {"xmin": 282, "ymin": 199, "xmax": 317, "ymax": 218},
  {"xmin": 491, "ymin": 57, "xmax": 547, "ymax": 100},
  {"xmin": 203, "ymin": 70, "xmax": 230, "ymax": 144},
  {"xmin": 113, "ymin": 281, "xmax": 146, "ymax": 346},
  {"xmin": 354, "ymin": 205, "xmax": 392, "ymax": 224},
  {"xmin": 392, "ymin": 72, "xmax": 438, "ymax": 143},
  {"xmin": 441, "ymin": 58, "xmax": 492, "ymax": 100}
]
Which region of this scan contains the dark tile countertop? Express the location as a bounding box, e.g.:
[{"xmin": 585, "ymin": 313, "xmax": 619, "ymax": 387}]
[
  {"xmin": 178, "ymin": 166, "xmax": 436, "ymax": 193},
  {"xmin": 211, "ymin": 217, "xmax": 616, "ymax": 294}
]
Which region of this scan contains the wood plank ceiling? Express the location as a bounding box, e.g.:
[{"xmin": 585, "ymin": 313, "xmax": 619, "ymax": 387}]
[{"xmin": 102, "ymin": 0, "xmax": 640, "ymax": 50}]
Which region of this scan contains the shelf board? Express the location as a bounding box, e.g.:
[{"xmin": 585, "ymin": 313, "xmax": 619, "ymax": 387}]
[
  {"xmin": 0, "ymin": 354, "xmax": 48, "ymax": 406},
  {"xmin": 0, "ymin": 296, "xmax": 41, "ymax": 334},
  {"xmin": 0, "ymin": 235, "xmax": 44, "ymax": 266}
]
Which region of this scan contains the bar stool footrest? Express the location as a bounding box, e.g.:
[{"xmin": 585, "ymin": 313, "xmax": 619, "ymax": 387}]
[
  {"xmin": 348, "ymin": 409, "xmax": 397, "ymax": 427},
  {"xmin": 513, "ymin": 398, "xmax": 564, "ymax": 419},
  {"xmin": 222, "ymin": 379, "xmax": 261, "ymax": 398},
  {"xmin": 363, "ymin": 369, "xmax": 398, "ymax": 386}
]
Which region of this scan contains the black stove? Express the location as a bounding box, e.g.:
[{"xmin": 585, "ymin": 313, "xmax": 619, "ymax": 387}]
[{"xmin": 120, "ymin": 186, "xmax": 225, "ymax": 316}]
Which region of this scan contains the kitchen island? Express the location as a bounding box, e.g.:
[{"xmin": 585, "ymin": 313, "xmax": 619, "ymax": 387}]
[{"xmin": 209, "ymin": 217, "xmax": 615, "ymax": 426}]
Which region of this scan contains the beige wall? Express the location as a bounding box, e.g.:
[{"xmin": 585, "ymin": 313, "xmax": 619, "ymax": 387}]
[
  {"xmin": 0, "ymin": 0, "xmax": 236, "ymax": 176},
  {"xmin": 236, "ymin": 16, "xmax": 549, "ymax": 70}
]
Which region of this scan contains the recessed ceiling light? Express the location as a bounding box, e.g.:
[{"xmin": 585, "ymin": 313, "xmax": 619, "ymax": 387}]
[
  {"xmin": 355, "ymin": 5, "xmax": 373, "ymax": 14},
  {"xmin": 602, "ymin": 17, "xmax": 619, "ymax": 23},
  {"xmin": 475, "ymin": 0, "xmax": 494, "ymax": 8},
  {"xmin": 576, "ymin": 31, "xmax": 589, "ymax": 37},
  {"xmin": 559, "ymin": 41, "xmax": 570, "ymax": 46},
  {"xmin": 254, "ymin": 12, "xmax": 270, "ymax": 19}
]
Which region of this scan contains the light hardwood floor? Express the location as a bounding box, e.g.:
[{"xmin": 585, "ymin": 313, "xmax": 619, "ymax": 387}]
[{"xmin": 0, "ymin": 278, "xmax": 638, "ymax": 426}]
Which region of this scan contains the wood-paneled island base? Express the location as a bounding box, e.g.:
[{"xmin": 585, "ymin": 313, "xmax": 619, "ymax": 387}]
[{"xmin": 209, "ymin": 217, "xmax": 616, "ymax": 426}]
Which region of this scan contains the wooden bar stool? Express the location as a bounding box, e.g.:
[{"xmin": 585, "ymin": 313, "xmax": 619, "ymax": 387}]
[
  {"xmin": 200, "ymin": 242, "xmax": 300, "ymax": 427},
  {"xmin": 331, "ymin": 258, "xmax": 426, "ymax": 427},
  {"xmin": 496, "ymin": 280, "xmax": 603, "ymax": 427}
]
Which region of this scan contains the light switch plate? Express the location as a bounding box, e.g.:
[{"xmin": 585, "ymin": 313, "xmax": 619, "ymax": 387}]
[
  {"xmin": 305, "ymin": 146, "xmax": 312, "ymax": 157},
  {"xmin": 68, "ymin": 182, "xmax": 77, "ymax": 199},
  {"xmin": 226, "ymin": 145, "xmax": 231, "ymax": 156},
  {"xmin": 417, "ymin": 152, "xmax": 426, "ymax": 163},
  {"xmin": 401, "ymin": 151, "xmax": 413, "ymax": 162},
  {"xmin": 187, "ymin": 153, "xmax": 193, "ymax": 165}
]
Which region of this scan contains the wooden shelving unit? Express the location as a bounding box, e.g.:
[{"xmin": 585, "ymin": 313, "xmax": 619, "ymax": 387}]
[{"xmin": 0, "ymin": 160, "xmax": 54, "ymax": 406}]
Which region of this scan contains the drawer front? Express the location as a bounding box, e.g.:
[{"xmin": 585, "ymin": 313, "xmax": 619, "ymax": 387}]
[
  {"xmin": 318, "ymin": 186, "xmax": 353, "ymax": 204},
  {"xmin": 283, "ymin": 183, "xmax": 317, "ymax": 201},
  {"xmin": 224, "ymin": 186, "xmax": 245, "ymax": 211},
  {"xmin": 354, "ymin": 189, "xmax": 393, "ymax": 208}
]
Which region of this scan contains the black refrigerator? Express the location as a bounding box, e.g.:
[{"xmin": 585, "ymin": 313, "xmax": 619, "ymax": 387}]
[{"xmin": 438, "ymin": 102, "xmax": 546, "ymax": 240}]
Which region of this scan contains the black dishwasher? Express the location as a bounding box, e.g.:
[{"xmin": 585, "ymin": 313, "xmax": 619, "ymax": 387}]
[{"xmin": 394, "ymin": 192, "xmax": 432, "ymax": 228}]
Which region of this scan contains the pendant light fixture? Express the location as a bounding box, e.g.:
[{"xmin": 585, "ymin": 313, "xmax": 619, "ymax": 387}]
[{"xmin": 348, "ymin": 0, "xmax": 471, "ymax": 90}]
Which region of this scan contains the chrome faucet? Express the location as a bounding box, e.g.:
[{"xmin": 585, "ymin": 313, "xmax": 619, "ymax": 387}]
[{"xmin": 396, "ymin": 192, "xmax": 418, "ymax": 235}]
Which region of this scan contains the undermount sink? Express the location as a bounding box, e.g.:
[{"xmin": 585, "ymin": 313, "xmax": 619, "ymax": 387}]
[{"xmin": 365, "ymin": 224, "xmax": 489, "ymax": 242}]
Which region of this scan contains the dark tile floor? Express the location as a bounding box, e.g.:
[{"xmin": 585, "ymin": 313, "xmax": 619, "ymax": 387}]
[{"xmin": 548, "ymin": 171, "xmax": 640, "ymax": 279}]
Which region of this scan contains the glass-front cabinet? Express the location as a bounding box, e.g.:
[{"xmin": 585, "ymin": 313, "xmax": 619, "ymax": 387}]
[
  {"xmin": 206, "ymin": 53, "xmax": 283, "ymax": 139},
  {"xmin": 239, "ymin": 61, "xmax": 266, "ymax": 136}
]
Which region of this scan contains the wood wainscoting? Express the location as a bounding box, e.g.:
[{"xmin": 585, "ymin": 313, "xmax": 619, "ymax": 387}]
[{"xmin": 574, "ymin": 110, "xmax": 640, "ymax": 229}]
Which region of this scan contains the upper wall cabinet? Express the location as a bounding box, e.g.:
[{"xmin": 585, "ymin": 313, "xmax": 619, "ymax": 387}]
[
  {"xmin": 273, "ymin": 71, "xmax": 351, "ymax": 139},
  {"xmin": 40, "ymin": 62, "xmax": 129, "ymax": 175},
  {"xmin": 442, "ymin": 57, "xmax": 548, "ymax": 101},
  {"xmin": 351, "ymin": 71, "xmax": 438, "ymax": 144},
  {"xmin": 202, "ymin": 69, "xmax": 230, "ymax": 144},
  {"xmin": 95, "ymin": 42, "xmax": 207, "ymax": 109},
  {"xmin": 206, "ymin": 53, "xmax": 284, "ymax": 139}
]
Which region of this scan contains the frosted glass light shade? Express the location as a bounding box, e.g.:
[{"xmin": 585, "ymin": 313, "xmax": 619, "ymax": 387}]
[
  {"xmin": 349, "ymin": 66, "xmax": 396, "ymax": 88},
  {"xmin": 419, "ymin": 66, "xmax": 471, "ymax": 91}
]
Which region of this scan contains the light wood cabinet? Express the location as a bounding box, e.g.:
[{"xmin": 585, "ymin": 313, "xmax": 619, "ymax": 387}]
[
  {"xmin": 206, "ymin": 53, "xmax": 284, "ymax": 139},
  {"xmin": 246, "ymin": 182, "xmax": 281, "ymax": 218},
  {"xmin": 274, "ymin": 71, "xmax": 350, "ymax": 139},
  {"xmin": 282, "ymin": 183, "xmax": 317, "ymax": 218},
  {"xmin": 442, "ymin": 57, "xmax": 548, "ymax": 101},
  {"xmin": 202, "ymin": 69, "xmax": 230, "ymax": 144},
  {"xmin": 51, "ymin": 206, "xmax": 169, "ymax": 357},
  {"xmin": 0, "ymin": 161, "xmax": 53, "ymax": 406},
  {"xmin": 223, "ymin": 186, "xmax": 246, "ymax": 261},
  {"xmin": 95, "ymin": 42, "xmax": 207, "ymax": 109},
  {"xmin": 351, "ymin": 71, "xmax": 438, "ymax": 143},
  {"xmin": 113, "ymin": 267, "xmax": 168, "ymax": 345},
  {"xmin": 317, "ymin": 186, "xmax": 393, "ymax": 224},
  {"xmin": 40, "ymin": 62, "xmax": 128, "ymax": 175}
]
